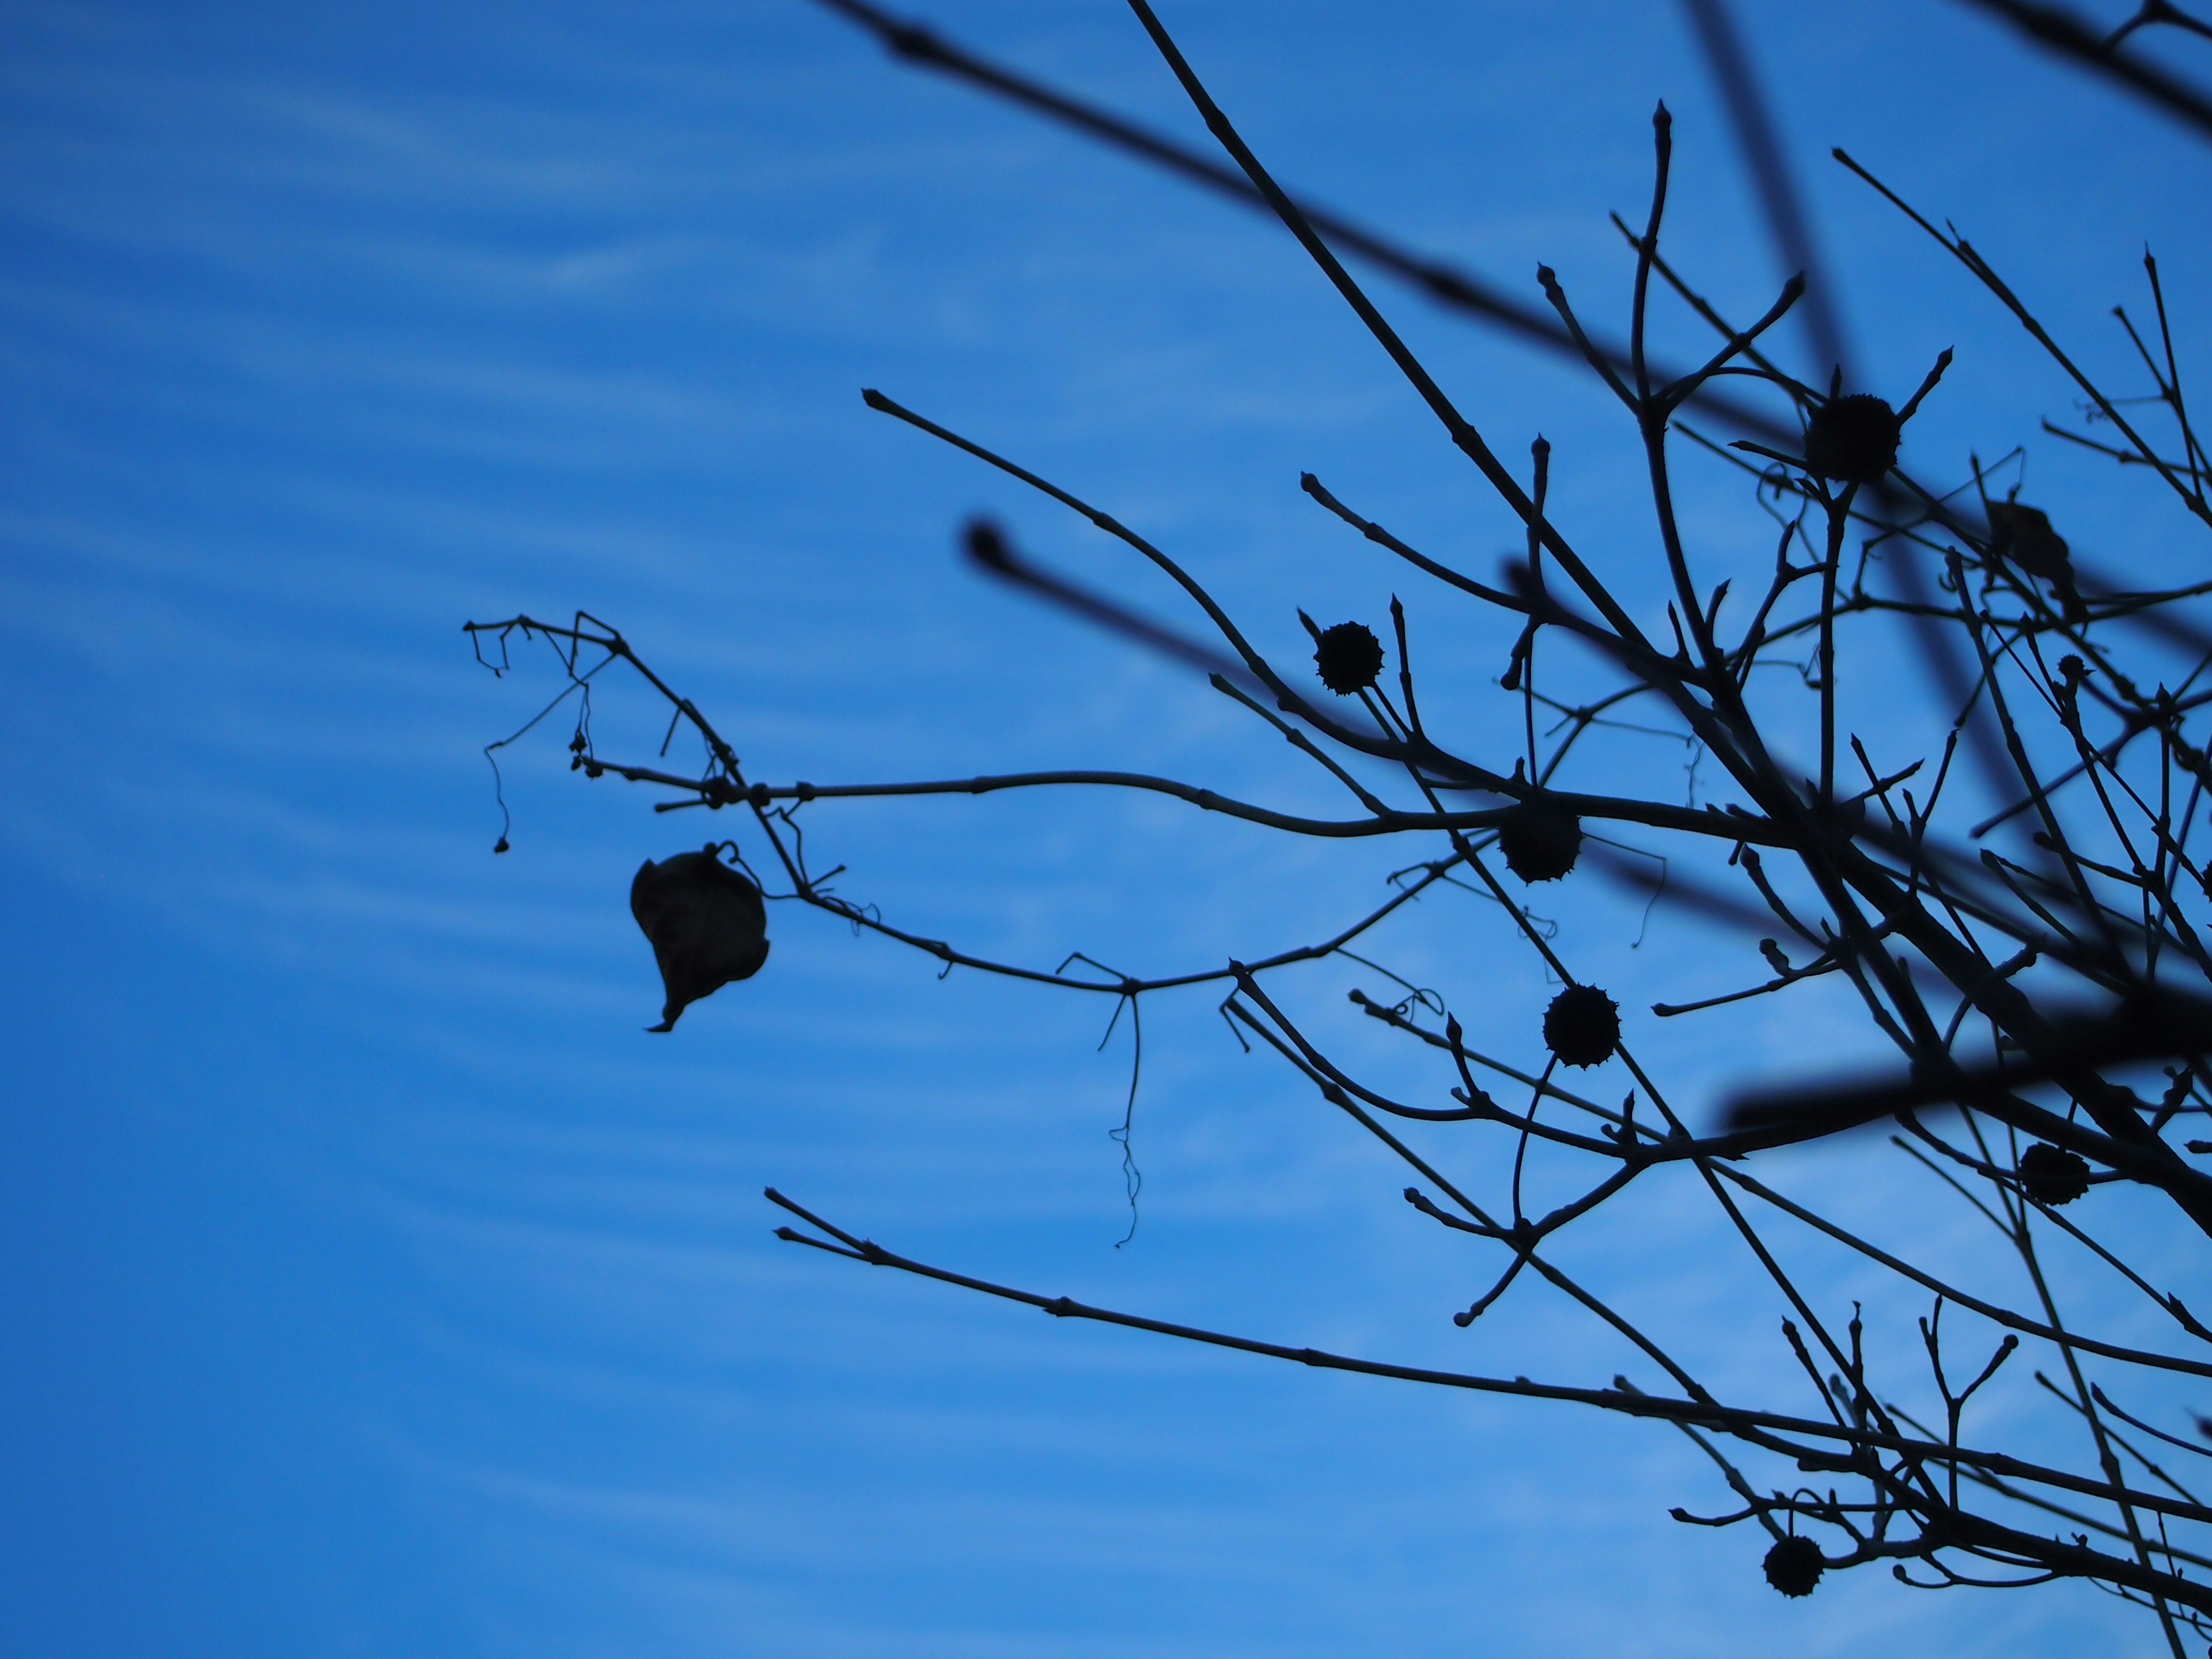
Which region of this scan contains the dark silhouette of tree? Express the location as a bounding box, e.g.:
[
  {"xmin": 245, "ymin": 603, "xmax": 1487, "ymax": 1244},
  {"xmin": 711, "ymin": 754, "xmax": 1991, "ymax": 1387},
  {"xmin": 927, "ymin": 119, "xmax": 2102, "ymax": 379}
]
[{"xmin": 467, "ymin": 1, "xmax": 2212, "ymax": 1645}]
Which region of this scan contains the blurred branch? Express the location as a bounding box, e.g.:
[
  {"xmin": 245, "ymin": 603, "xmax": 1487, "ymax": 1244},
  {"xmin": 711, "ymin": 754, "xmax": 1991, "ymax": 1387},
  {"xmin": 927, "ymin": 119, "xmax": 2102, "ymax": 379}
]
[{"xmin": 1951, "ymin": 0, "xmax": 2212, "ymax": 139}]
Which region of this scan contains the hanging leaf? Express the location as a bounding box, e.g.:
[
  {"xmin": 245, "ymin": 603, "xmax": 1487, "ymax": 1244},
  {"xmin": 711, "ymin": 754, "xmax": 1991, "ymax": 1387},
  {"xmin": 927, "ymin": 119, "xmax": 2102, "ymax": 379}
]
[
  {"xmin": 1986, "ymin": 501, "xmax": 2071, "ymax": 579},
  {"xmin": 630, "ymin": 846, "xmax": 770, "ymax": 1032}
]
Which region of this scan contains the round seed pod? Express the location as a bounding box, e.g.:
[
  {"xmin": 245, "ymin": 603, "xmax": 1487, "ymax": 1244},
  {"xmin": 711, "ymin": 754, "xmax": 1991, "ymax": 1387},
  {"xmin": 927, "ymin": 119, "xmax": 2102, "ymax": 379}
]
[
  {"xmin": 1543, "ymin": 984, "xmax": 1619, "ymax": 1069},
  {"xmin": 1497, "ymin": 797, "xmax": 1583, "ymax": 882},
  {"xmin": 1763, "ymin": 1535, "xmax": 1824, "ymax": 1598},
  {"xmin": 1314, "ymin": 622, "xmax": 1385, "ymax": 695},
  {"xmin": 630, "ymin": 846, "xmax": 771, "ymax": 1032},
  {"xmin": 2018, "ymin": 1142, "xmax": 2092, "ymax": 1207},
  {"xmin": 1803, "ymin": 394, "xmax": 1901, "ymax": 486}
]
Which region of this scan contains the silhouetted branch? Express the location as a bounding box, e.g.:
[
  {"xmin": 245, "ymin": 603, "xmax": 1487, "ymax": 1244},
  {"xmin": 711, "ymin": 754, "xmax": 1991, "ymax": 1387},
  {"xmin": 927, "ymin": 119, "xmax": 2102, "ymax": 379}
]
[{"xmin": 469, "ymin": 6, "xmax": 2212, "ymax": 1632}]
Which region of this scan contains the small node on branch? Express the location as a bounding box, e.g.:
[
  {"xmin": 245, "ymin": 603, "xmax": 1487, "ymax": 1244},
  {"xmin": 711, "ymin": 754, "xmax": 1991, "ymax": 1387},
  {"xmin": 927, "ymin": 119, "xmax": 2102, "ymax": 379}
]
[
  {"xmin": 2019, "ymin": 1142, "xmax": 2092, "ymax": 1206},
  {"xmin": 1763, "ymin": 1534, "xmax": 1824, "ymax": 1597},
  {"xmin": 1498, "ymin": 797, "xmax": 1583, "ymax": 882},
  {"xmin": 630, "ymin": 844, "xmax": 771, "ymax": 1032},
  {"xmin": 1804, "ymin": 394, "xmax": 1901, "ymax": 486},
  {"xmin": 1314, "ymin": 622, "xmax": 1385, "ymax": 694},
  {"xmin": 1544, "ymin": 984, "xmax": 1620, "ymax": 1069}
]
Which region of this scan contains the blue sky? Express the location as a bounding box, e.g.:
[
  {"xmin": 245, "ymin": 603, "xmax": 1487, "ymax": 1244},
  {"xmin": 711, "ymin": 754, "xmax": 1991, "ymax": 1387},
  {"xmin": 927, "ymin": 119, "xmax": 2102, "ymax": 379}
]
[{"xmin": 6, "ymin": 2, "xmax": 2212, "ymax": 1654}]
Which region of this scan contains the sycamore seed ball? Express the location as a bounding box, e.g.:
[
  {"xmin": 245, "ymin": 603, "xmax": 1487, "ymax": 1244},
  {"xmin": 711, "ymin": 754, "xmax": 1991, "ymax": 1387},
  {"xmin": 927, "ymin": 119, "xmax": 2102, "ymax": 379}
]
[
  {"xmin": 1763, "ymin": 1535, "xmax": 1824, "ymax": 1598},
  {"xmin": 1315, "ymin": 622, "xmax": 1385, "ymax": 695},
  {"xmin": 1543, "ymin": 984, "xmax": 1619, "ymax": 1069},
  {"xmin": 1498, "ymin": 797, "xmax": 1584, "ymax": 882},
  {"xmin": 1804, "ymin": 394, "xmax": 1900, "ymax": 486},
  {"xmin": 2020, "ymin": 1142, "xmax": 2091, "ymax": 1206}
]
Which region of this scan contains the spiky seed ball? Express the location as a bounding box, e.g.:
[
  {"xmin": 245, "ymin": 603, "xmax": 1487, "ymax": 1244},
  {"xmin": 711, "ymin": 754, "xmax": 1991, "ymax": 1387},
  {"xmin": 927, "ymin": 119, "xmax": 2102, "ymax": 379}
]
[
  {"xmin": 1804, "ymin": 394, "xmax": 1901, "ymax": 486},
  {"xmin": 1763, "ymin": 1535, "xmax": 1824, "ymax": 1598},
  {"xmin": 1497, "ymin": 797, "xmax": 1584, "ymax": 882},
  {"xmin": 1314, "ymin": 622, "xmax": 1385, "ymax": 695},
  {"xmin": 1544, "ymin": 984, "xmax": 1619, "ymax": 1069},
  {"xmin": 2019, "ymin": 1142, "xmax": 2092, "ymax": 1206}
]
